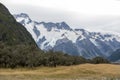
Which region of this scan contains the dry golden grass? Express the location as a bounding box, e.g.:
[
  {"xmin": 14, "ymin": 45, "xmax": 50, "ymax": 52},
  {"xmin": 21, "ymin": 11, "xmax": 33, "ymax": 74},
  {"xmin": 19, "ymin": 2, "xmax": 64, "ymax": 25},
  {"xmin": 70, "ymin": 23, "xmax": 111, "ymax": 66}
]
[{"xmin": 0, "ymin": 64, "xmax": 120, "ymax": 80}]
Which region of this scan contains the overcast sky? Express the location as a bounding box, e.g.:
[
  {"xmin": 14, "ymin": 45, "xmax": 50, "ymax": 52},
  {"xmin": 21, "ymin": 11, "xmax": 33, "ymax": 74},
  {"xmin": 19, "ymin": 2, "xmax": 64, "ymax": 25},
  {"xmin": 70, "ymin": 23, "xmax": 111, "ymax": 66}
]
[{"xmin": 1, "ymin": 0, "xmax": 120, "ymax": 33}]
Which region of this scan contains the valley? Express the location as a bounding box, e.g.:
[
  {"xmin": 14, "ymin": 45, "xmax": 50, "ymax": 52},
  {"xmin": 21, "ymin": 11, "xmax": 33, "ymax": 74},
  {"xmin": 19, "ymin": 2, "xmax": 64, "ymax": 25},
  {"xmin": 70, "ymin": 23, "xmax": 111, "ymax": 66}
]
[{"xmin": 0, "ymin": 2, "xmax": 120, "ymax": 80}]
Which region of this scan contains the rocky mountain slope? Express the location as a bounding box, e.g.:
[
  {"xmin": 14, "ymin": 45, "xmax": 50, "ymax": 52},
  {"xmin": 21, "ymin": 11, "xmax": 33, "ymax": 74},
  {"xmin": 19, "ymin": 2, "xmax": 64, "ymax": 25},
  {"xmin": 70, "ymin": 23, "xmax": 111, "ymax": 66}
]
[{"xmin": 108, "ymin": 49, "xmax": 120, "ymax": 62}]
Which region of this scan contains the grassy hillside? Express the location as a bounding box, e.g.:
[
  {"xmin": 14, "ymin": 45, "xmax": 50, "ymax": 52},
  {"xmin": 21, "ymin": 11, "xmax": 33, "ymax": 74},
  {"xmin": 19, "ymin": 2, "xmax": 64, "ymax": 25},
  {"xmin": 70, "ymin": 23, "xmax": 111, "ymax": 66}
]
[{"xmin": 0, "ymin": 64, "xmax": 120, "ymax": 80}]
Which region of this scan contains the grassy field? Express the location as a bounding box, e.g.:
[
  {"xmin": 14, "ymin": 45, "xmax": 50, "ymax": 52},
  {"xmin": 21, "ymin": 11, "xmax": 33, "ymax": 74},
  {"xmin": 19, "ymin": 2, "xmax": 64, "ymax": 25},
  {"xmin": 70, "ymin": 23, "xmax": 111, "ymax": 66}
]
[{"xmin": 0, "ymin": 64, "xmax": 120, "ymax": 80}]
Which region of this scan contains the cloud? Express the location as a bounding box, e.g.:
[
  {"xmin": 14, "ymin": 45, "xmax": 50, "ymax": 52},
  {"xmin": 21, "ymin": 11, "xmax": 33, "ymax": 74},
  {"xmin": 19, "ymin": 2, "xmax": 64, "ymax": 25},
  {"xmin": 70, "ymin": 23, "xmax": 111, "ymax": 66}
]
[
  {"xmin": 1, "ymin": 0, "xmax": 120, "ymax": 15},
  {"xmin": 1, "ymin": 0, "xmax": 120, "ymax": 33}
]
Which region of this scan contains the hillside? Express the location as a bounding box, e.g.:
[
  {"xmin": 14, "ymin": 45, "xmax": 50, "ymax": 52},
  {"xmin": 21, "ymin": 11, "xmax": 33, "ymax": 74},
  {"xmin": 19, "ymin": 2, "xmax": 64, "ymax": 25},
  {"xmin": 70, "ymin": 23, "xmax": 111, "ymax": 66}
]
[
  {"xmin": 0, "ymin": 3, "xmax": 36, "ymax": 45},
  {"xmin": 0, "ymin": 64, "xmax": 120, "ymax": 80},
  {"xmin": 0, "ymin": 3, "xmax": 41, "ymax": 68}
]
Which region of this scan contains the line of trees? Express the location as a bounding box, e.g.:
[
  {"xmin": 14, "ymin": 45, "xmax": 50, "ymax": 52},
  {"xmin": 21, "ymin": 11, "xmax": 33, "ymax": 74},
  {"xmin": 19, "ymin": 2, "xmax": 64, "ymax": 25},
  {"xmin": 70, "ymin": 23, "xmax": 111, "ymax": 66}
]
[{"xmin": 0, "ymin": 43, "xmax": 109, "ymax": 68}]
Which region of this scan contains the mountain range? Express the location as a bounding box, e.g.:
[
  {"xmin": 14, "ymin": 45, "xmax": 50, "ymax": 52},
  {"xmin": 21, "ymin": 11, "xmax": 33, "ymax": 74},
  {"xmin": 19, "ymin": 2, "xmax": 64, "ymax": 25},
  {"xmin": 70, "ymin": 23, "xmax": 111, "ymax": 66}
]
[
  {"xmin": 14, "ymin": 13, "xmax": 120, "ymax": 61},
  {"xmin": 0, "ymin": 2, "xmax": 114, "ymax": 68}
]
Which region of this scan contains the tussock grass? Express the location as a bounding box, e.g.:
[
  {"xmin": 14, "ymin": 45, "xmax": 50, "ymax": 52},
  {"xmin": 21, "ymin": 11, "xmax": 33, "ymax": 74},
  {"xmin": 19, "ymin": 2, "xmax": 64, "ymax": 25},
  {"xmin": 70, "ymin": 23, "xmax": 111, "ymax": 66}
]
[{"xmin": 0, "ymin": 64, "xmax": 120, "ymax": 80}]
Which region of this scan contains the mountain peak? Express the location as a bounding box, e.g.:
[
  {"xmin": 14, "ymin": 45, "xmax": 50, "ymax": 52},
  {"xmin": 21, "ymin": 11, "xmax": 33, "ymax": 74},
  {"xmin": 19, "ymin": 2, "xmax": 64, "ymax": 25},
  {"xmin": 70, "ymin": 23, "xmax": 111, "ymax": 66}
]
[
  {"xmin": 56, "ymin": 21, "xmax": 71, "ymax": 30},
  {"xmin": 39, "ymin": 21, "xmax": 72, "ymax": 31},
  {"xmin": 14, "ymin": 13, "xmax": 32, "ymax": 25},
  {"xmin": 15, "ymin": 13, "xmax": 29, "ymax": 18}
]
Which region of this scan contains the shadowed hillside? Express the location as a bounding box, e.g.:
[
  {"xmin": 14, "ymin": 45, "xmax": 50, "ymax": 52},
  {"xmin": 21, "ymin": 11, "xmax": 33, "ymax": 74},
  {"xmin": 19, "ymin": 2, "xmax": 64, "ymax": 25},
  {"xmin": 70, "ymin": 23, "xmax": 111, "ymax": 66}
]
[{"xmin": 0, "ymin": 3, "xmax": 37, "ymax": 45}]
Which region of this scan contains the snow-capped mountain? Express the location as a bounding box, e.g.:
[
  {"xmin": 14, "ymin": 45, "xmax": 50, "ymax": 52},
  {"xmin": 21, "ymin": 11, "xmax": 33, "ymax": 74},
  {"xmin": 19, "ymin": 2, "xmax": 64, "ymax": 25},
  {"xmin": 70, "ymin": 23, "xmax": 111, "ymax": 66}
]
[{"xmin": 14, "ymin": 13, "xmax": 120, "ymax": 59}]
